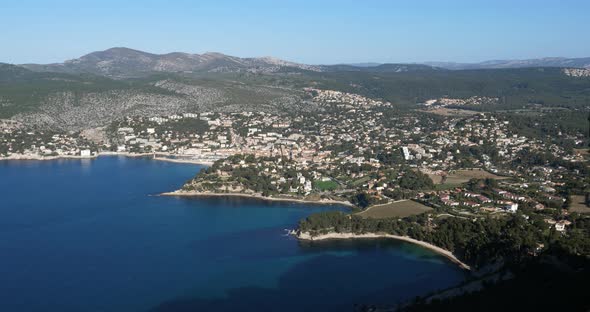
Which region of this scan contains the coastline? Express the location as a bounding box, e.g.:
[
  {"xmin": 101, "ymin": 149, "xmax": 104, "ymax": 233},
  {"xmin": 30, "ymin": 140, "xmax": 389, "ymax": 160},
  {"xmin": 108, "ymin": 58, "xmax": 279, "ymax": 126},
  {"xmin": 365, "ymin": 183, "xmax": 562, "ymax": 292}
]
[
  {"xmin": 296, "ymin": 231, "xmax": 471, "ymax": 270},
  {"xmin": 152, "ymin": 156, "xmax": 214, "ymax": 166},
  {"xmin": 2, "ymin": 152, "xmax": 466, "ymax": 269},
  {"xmin": 0, "ymin": 152, "xmax": 214, "ymax": 165},
  {"xmin": 161, "ymin": 190, "xmax": 356, "ymax": 207}
]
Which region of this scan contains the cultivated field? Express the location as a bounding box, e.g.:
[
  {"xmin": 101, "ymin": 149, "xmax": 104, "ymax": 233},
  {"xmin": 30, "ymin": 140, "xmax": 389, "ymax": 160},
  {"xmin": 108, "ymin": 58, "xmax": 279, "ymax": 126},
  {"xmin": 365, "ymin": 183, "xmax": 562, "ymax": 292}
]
[
  {"xmin": 426, "ymin": 173, "xmax": 444, "ymax": 184},
  {"xmin": 358, "ymin": 200, "xmax": 432, "ymax": 219},
  {"xmin": 570, "ymin": 195, "xmax": 590, "ymax": 214},
  {"xmin": 443, "ymin": 169, "xmax": 506, "ymax": 185}
]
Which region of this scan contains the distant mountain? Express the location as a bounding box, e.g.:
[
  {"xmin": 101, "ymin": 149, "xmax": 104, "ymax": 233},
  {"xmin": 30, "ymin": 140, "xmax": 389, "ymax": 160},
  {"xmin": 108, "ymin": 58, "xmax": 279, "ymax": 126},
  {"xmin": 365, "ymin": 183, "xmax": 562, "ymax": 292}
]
[
  {"xmin": 321, "ymin": 63, "xmax": 441, "ymax": 73},
  {"xmin": 0, "ymin": 63, "xmax": 33, "ymax": 82},
  {"xmin": 0, "ymin": 62, "xmax": 314, "ymax": 129},
  {"xmin": 19, "ymin": 47, "xmax": 447, "ymax": 78},
  {"xmin": 20, "ymin": 48, "xmax": 589, "ymax": 79},
  {"xmin": 425, "ymin": 57, "xmax": 590, "ymax": 70},
  {"xmin": 20, "ymin": 47, "xmax": 321, "ymax": 78},
  {"xmin": 4, "ymin": 49, "xmax": 590, "ymax": 132},
  {"xmin": 344, "ymin": 62, "xmax": 382, "ymax": 67},
  {"xmin": 3, "ymin": 58, "xmax": 590, "ymax": 131}
]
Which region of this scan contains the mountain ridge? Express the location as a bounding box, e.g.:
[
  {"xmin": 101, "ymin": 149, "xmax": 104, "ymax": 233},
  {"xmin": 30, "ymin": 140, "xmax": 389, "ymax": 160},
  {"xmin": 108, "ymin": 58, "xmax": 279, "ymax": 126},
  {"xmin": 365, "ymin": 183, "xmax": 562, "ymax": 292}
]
[
  {"xmin": 20, "ymin": 47, "xmax": 323, "ymax": 78},
  {"xmin": 2, "ymin": 55, "xmax": 590, "ymax": 132},
  {"xmin": 17, "ymin": 47, "xmax": 446, "ymax": 77},
  {"xmin": 17, "ymin": 48, "xmax": 590, "ymax": 78}
]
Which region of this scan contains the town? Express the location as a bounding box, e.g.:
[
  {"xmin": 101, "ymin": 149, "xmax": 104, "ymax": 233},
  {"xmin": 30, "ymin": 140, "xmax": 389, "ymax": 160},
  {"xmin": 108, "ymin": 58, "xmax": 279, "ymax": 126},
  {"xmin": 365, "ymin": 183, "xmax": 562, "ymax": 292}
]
[{"xmin": 2, "ymin": 88, "xmax": 588, "ymax": 238}]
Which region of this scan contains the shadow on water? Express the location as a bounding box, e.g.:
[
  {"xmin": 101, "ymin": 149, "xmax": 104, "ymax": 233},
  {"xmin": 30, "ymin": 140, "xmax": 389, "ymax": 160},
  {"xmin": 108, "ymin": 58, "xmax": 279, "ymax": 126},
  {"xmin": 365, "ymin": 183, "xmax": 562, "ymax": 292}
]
[
  {"xmin": 189, "ymin": 226, "xmax": 456, "ymax": 266},
  {"xmin": 151, "ymin": 233, "xmax": 467, "ymax": 312}
]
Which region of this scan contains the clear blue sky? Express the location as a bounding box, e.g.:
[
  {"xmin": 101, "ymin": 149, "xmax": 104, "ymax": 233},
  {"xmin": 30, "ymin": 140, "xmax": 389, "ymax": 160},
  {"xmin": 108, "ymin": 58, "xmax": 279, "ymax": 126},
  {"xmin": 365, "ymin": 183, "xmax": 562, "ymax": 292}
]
[{"xmin": 1, "ymin": 0, "xmax": 589, "ymax": 64}]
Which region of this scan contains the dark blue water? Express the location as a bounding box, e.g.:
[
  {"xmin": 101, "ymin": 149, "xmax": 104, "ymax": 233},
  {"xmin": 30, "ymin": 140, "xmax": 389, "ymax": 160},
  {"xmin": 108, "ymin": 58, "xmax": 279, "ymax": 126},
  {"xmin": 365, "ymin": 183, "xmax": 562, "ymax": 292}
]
[{"xmin": 0, "ymin": 156, "xmax": 466, "ymax": 311}]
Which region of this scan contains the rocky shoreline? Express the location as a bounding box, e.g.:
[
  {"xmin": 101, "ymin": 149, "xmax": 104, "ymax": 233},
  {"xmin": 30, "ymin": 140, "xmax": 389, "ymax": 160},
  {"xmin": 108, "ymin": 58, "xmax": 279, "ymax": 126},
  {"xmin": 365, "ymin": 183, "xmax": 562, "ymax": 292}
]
[{"xmin": 161, "ymin": 190, "xmax": 356, "ymax": 207}]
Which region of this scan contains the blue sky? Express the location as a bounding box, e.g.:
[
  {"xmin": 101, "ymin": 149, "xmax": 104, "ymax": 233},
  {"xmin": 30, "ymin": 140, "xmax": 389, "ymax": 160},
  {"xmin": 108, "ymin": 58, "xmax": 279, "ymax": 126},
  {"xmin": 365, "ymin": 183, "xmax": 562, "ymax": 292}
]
[{"xmin": 1, "ymin": 0, "xmax": 588, "ymax": 64}]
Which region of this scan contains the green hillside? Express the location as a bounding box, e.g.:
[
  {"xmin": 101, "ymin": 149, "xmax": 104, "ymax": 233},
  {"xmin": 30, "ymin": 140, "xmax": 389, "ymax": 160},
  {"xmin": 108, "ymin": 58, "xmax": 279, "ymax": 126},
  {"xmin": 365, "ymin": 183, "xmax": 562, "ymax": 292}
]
[
  {"xmin": 1, "ymin": 63, "xmax": 589, "ymax": 123},
  {"xmin": 304, "ymin": 67, "xmax": 590, "ymax": 110}
]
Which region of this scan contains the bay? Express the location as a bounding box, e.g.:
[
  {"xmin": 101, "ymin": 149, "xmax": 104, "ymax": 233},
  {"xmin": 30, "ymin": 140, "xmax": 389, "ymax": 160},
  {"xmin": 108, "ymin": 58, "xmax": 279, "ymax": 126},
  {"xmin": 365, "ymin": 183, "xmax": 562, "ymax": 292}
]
[{"xmin": 0, "ymin": 156, "xmax": 466, "ymax": 311}]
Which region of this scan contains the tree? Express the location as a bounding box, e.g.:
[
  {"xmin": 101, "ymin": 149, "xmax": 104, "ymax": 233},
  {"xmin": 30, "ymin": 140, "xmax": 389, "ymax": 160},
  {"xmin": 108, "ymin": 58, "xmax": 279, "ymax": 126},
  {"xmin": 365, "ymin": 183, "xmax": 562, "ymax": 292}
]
[
  {"xmin": 398, "ymin": 169, "xmax": 434, "ymax": 190},
  {"xmin": 351, "ymin": 192, "xmax": 374, "ymax": 208}
]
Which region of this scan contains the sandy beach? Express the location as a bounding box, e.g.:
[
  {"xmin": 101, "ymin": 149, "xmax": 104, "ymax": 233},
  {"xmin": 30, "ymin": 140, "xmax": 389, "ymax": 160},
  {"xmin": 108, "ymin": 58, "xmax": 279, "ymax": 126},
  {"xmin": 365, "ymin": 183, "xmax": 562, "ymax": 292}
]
[
  {"xmin": 152, "ymin": 156, "xmax": 213, "ymax": 166},
  {"xmin": 161, "ymin": 191, "xmax": 356, "ymax": 207},
  {"xmin": 296, "ymin": 231, "xmax": 471, "ymax": 270}
]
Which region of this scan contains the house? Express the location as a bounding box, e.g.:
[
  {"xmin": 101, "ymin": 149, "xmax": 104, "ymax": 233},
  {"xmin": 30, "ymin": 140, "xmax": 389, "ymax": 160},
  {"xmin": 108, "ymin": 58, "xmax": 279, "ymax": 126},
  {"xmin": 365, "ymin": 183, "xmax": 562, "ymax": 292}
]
[
  {"xmin": 555, "ymin": 220, "xmax": 572, "ymax": 232},
  {"xmin": 503, "ymin": 202, "xmax": 518, "ymax": 213},
  {"xmin": 502, "ymin": 192, "xmax": 525, "ymax": 201},
  {"xmin": 441, "ymin": 198, "xmax": 459, "ymax": 206},
  {"xmin": 80, "ymin": 149, "xmax": 91, "ymax": 157},
  {"xmin": 476, "ymin": 195, "xmax": 492, "ymax": 203},
  {"xmin": 463, "ymin": 201, "xmax": 480, "ymax": 208},
  {"xmin": 493, "ymin": 188, "xmax": 507, "ymax": 195}
]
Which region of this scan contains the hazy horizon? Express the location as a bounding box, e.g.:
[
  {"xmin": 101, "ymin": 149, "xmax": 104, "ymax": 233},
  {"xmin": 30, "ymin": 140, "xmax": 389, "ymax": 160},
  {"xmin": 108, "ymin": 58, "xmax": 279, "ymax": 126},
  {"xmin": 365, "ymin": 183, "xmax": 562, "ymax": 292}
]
[
  {"xmin": 2, "ymin": 0, "xmax": 589, "ymax": 65},
  {"xmin": 11, "ymin": 46, "xmax": 590, "ymax": 66}
]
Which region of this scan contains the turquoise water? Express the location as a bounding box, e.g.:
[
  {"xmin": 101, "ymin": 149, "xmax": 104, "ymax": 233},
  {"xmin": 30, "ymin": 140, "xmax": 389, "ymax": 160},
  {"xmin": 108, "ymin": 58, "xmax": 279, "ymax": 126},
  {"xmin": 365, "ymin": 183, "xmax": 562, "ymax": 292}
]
[{"xmin": 0, "ymin": 156, "xmax": 465, "ymax": 311}]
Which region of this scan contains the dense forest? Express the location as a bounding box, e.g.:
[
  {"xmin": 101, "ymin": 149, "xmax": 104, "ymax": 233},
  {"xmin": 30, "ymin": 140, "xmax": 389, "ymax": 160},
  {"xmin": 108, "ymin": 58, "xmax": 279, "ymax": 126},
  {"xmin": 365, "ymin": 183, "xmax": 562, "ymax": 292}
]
[
  {"xmin": 298, "ymin": 210, "xmax": 590, "ymax": 268},
  {"xmin": 306, "ymin": 67, "xmax": 590, "ymax": 110}
]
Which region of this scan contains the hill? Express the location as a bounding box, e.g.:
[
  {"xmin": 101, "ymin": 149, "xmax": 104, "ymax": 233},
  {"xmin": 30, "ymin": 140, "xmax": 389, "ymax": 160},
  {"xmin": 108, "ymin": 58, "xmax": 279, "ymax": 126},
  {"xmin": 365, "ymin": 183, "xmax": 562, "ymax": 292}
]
[
  {"xmin": 305, "ymin": 67, "xmax": 590, "ymax": 110},
  {"xmin": 2, "ymin": 49, "xmax": 590, "ymax": 131},
  {"xmin": 20, "ymin": 47, "xmax": 321, "ymax": 78},
  {"xmin": 0, "ymin": 65, "xmax": 309, "ymax": 130}
]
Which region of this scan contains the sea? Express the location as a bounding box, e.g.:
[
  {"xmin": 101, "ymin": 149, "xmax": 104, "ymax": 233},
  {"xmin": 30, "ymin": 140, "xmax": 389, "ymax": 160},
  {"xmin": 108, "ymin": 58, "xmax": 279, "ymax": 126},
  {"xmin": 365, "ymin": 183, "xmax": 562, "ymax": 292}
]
[{"xmin": 0, "ymin": 156, "xmax": 466, "ymax": 311}]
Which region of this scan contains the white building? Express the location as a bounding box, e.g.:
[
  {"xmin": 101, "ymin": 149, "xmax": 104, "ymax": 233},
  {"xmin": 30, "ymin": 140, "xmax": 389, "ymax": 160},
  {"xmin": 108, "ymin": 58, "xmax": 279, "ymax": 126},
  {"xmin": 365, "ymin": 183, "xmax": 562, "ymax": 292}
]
[
  {"xmin": 248, "ymin": 128, "xmax": 259, "ymax": 136},
  {"xmin": 504, "ymin": 202, "xmax": 518, "ymax": 213},
  {"xmin": 118, "ymin": 127, "xmax": 134, "ymax": 133},
  {"xmin": 80, "ymin": 149, "xmax": 91, "ymax": 157},
  {"xmin": 148, "ymin": 117, "xmax": 167, "ymax": 123},
  {"xmin": 402, "ymin": 146, "xmax": 411, "ymax": 160},
  {"xmin": 555, "ymin": 220, "xmax": 571, "ymax": 232},
  {"xmin": 304, "ymin": 180, "xmax": 312, "ymax": 192}
]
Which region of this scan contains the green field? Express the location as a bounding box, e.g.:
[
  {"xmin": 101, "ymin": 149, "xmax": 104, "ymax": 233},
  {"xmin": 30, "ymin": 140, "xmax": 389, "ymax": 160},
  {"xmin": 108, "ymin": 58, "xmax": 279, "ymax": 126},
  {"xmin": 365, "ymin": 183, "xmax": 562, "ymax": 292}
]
[
  {"xmin": 313, "ymin": 180, "xmax": 339, "ymax": 191},
  {"xmin": 357, "ymin": 200, "xmax": 432, "ymax": 219}
]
